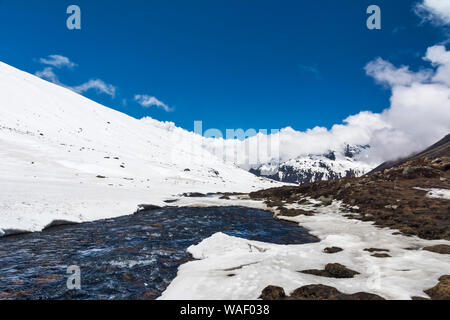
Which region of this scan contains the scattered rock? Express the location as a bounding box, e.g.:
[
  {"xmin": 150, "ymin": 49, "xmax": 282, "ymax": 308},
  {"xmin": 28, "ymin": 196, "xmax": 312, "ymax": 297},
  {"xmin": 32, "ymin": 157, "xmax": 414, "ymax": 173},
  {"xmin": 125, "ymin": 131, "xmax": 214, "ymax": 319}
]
[
  {"xmin": 371, "ymin": 253, "xmax": 391, "ymax": 258},
  {"xmin": 323, "ymin": 247, "xmax": 343, "ymax": 254},
  {"xmin": 184, "ymin": 168, "xmax": 191, "ymax": 172},
  {"xmin": 182, "ymin": 192, "xmax": 206, "ymax": 198},
  {"xmin": 96, "ymin": 175, "xmax": 107, "ymax": 179},
  {"xmin": 424, "ymin": 275, "xmax": 450, "ymax": 300},
  {"xmin": 259, "ymin": 286, "xmax": 286, "ymax": 300},
  {"xmin": 260, "ymin": 284, "xmax": 385, "ymax": 300},
  {"xmin": 300, "ymin": 263, "xmax": 359, "ymax": 279},
  {"xmin": 136, "ymin": 204, "xmax": 162, "ymax": 212},
  {"xmin": 423, "ymin": 244, "xmax": 450, "ymax": 254},
  {"xmin": 364, "ymin": 248, "xmax": 390, "ymax": 253}
]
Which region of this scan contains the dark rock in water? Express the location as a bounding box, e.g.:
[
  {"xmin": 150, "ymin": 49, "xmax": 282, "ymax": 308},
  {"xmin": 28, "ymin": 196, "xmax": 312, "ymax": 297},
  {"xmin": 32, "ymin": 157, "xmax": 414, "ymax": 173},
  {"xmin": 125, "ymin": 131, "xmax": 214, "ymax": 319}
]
[
  {"xmin": 300, "ymin": 263, "xmax": 359, "ymax": 279},
  {"xmin": 163, "ymin": 199, "xmax": 178, "ymax": 204},
  {"xmin": 43, "ymin": 220, "xmax": 79, "ymax": 230},
  {"xmin": 259, "ymin": 286, "xmax": 286, "ymax": 300},
  {"xmin": 260, "ymin": 284, "xmax": 384, "ymax": 300},
  {"xmin": 136, "ymin": 204, "xmax": 162, "ymax": 212},
  {"xmin": 423, "ymin": 244, "xmax": 450, "ymax": 255},
  {"xmin": 424, "ymin": 275, "xmax": 450, "ymax": 300},
  {"xmin": 323, "ymin": 247, "xmax": 343, "ymax": 254},
  {"xmin": 1, "ymin": 229, "xmax": 32, "ymax": 237}
]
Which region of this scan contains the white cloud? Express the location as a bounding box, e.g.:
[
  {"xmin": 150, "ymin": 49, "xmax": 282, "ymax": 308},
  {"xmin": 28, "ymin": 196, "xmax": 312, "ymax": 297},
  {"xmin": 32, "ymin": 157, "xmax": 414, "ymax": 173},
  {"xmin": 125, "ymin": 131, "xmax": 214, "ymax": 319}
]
[
  {"xmin": 35, "ymin": 67, "xmax": 116, "ymax": 98},
  {"xmin": 134, "ymin": 94, "xmax": 172, "ymax": 112},
  {"xmin": 364, "ymin": 58, "xmax": 432, "ymax": 87},
  {"xmin": 202, "ymin": 47, "xmax": 450, "ymax": 168},
  {"xmin": 35, "ymin": 67, "xmax": 61, "ymax": 85},
  {"xmin": 39, "ymin": 55, "xmax": 76, "ymax": 69},
  {"xmin": 72, "ymin": 79, "xmax": 116, "ymax": 98},
  {"xmin": 415, "ymin": 0, "xmax": 450, "ymax": 26}
]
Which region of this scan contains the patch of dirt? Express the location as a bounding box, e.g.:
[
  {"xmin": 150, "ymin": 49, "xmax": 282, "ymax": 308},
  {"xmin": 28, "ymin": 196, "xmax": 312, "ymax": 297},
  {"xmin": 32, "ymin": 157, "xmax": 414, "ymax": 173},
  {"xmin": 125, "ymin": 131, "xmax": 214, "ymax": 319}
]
[
  {"xmin": 300, "ymin": 263, "xmax": 359, "ymax": 279},
  {"xmin": 423, "ymin": 275, "xmax": 450, "ymax": 300},
  {"xmin": 423, "ymin": 244, "xmax": 450, "ymax": 254},
  {"xmin": 259, "ymin": 284, "xmax": 384, "ymax": 300}
]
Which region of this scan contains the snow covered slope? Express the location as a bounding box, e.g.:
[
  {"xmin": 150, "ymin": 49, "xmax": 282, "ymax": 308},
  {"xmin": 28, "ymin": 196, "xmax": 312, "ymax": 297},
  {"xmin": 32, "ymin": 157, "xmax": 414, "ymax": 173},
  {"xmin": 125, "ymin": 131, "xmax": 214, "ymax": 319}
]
[
  {"xmin": 249, "ymin": 146, "xmax": 373, "ymax": 184},
  {"xmin": 0, "ymin": 62, "xmax": 279, "ymax": 235}
]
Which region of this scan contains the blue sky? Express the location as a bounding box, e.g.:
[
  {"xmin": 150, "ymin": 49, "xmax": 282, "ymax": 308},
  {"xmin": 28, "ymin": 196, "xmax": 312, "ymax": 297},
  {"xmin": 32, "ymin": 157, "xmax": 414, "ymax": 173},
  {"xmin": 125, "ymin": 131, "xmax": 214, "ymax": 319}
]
[{"xmin": 0, "ymin": 0, "xmax": 447, "ymax": 133}]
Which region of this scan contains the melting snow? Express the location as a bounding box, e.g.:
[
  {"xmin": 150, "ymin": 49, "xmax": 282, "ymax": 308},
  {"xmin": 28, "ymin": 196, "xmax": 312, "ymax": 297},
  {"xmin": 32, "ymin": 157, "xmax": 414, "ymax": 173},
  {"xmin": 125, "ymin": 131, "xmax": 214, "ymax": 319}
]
[{"xmin": 160, "ymin": 199, "xmax": 450, "ymax": 300}]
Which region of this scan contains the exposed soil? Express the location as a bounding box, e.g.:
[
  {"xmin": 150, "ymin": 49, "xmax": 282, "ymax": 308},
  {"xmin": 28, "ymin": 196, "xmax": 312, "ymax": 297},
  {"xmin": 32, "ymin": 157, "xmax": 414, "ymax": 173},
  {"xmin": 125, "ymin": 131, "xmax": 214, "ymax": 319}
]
[
  {"xmin": 423, "ymin": 244, "xmax": 450, "ymax": 254},
  {"xmin": 250, "ymin": 156, "xmax": 450, "ymax": 240},
  {"xmin": 323, "ymin": 247, "xmax": 343, "ymax": 254}
]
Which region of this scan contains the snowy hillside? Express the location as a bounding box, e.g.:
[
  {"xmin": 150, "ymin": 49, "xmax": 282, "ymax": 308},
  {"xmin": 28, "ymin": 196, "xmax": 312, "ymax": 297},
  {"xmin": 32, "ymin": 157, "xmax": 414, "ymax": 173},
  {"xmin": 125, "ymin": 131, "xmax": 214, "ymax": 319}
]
[
  {"xmin": 249, "ymin": 146, "xmax": 373, "ymax": 184},
  {"xmin": 0, "ymin": 62, "xmax": 279, "ymax": 235}
]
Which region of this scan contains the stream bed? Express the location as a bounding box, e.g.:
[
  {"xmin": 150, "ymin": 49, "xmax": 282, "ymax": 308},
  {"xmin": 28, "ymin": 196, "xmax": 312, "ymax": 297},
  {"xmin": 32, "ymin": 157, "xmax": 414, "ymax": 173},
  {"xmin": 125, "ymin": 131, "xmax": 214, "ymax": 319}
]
[{"xmin": 0, "ymin": 206, "xmax": 318, "ymax": 300}]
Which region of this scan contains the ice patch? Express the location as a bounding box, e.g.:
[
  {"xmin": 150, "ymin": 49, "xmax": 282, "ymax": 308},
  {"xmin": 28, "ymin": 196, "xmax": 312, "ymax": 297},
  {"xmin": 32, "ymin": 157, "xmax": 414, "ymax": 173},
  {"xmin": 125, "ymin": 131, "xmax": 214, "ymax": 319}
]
[{"xmin": 425, "ymin": 188, "xmax": 450, "ymax": 200}]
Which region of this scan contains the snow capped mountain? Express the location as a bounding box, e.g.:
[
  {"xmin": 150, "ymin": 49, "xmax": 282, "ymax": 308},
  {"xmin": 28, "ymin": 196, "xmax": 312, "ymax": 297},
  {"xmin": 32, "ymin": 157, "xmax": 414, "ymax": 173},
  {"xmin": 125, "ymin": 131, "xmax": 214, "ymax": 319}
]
[
  {"xmin": 249, "ymin": 145, "xmax": 373, "ymax": 184},
  {"xmin": 0, "ymin": 62, "xmax": 280, "ymax": 235}
]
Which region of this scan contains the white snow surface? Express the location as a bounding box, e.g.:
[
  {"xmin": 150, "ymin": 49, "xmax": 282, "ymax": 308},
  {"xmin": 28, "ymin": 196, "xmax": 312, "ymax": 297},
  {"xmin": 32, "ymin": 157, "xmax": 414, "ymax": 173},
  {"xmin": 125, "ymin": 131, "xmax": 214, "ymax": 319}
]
[
  {"xmin": 160, "ymin": 199, "xmax": 450, "ymax": 300},
  {"xmin": 0, "ymin": 61, "xmax": 281, "ymax": 235}
]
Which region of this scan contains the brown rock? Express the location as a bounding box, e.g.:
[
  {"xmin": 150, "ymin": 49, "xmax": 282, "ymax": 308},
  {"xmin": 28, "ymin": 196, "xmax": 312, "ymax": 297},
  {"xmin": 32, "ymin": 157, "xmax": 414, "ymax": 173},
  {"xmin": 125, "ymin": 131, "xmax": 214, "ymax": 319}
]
[
  {"xmin": 324, "ymin": 247, "xmax": 343, "ymax": 254},
  {"xmin": 371, "ymin": 253, "xmax": 391, "ymax": 258},
  {"xmin": 259, "ymin": 285, "xmax": 286, "ymax": 300},
  {"xmin": 424, "ymin": 275, "xmax": 450, "ymax": 300},
  {"xmin": 300, "ymin": 263, "xmax": 359, "ymax": 279},
  {"xmin": 364, "ymin": 248, "xmax": 390, "ymax": 253},
  {"xmin": 261, "ymin": 284, "xmax": 384, "ymax": 300}
]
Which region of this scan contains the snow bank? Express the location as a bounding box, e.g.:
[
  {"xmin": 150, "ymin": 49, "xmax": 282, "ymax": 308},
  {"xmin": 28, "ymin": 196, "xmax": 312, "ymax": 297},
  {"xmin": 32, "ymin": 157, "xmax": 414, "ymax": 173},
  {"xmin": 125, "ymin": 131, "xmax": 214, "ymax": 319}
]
[{"xmin": 160, "ymin": 200, "xmax": 450, "ymax": 300}]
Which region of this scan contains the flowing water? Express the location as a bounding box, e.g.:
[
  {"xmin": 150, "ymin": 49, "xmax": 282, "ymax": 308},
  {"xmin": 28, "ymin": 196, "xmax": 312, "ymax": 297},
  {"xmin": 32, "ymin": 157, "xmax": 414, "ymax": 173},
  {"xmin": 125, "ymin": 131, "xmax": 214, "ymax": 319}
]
[{"xmin": 0, "ymin": 206, "xmax": 318, "ymax": 300}]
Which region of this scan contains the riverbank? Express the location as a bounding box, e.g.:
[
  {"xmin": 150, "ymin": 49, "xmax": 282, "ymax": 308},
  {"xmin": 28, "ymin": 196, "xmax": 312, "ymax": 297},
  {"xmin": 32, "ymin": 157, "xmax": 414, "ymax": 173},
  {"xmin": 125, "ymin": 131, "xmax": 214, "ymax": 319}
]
[{"xmin": 159, "ymin": 190, "xmax": 450, "ymax": 300}]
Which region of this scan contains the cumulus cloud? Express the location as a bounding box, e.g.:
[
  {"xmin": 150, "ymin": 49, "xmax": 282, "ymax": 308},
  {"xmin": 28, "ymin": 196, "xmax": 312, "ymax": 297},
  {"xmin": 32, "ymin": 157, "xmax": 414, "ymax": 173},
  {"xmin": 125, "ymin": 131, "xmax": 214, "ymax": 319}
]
[
  {"xmin": 364, "ymin": 58, "xmax": 432, "ymax": 87},
  {"xmin": 135, "ymin": 94, "xmax": 172, "ymax": 112},
  {"xmin": 35, "ymin": 67, "xmax": 61, "ymax": 85},
  {"xmin": 415, "ymin": 0, "xmax": 450, "ymax": 26},
  {"xmin": 39, "ymin": 55, "xmax": 76, "ymax": 69}
]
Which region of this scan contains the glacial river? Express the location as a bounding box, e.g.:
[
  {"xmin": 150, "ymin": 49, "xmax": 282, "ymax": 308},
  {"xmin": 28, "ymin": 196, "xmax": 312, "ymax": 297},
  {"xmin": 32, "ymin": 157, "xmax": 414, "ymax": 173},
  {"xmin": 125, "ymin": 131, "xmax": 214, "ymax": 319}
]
[{"xmin": 0, "ymin": 206, "xmax": 318, "ymax": 300}]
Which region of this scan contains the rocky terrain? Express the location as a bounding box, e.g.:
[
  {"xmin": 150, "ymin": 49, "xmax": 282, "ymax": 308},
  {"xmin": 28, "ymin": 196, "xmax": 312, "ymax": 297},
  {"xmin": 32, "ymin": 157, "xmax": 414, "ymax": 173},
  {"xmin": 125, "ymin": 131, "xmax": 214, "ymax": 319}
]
[{"xmin": 249, "ymin": 134, "xmax": 450, "ymax": 300}]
